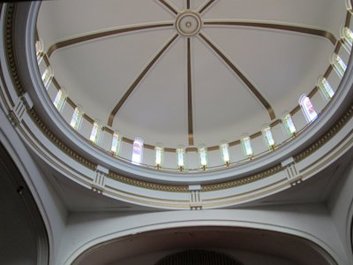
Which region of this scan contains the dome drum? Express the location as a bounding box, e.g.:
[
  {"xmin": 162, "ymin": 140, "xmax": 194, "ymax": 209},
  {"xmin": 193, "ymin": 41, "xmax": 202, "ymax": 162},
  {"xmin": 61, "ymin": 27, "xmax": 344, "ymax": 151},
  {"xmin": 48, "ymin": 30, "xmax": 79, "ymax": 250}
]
[{"xmin": 1, "ymin": 1, "xmax": 353, "ymax": 209}]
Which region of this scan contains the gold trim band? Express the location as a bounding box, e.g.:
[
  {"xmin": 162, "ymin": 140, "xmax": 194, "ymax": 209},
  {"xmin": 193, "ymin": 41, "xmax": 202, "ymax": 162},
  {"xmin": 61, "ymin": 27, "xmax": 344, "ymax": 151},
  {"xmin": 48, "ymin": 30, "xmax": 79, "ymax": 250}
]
[
  {"xmin": 199, "ymin": 0, "xmax": 217, "ymax": 14},
  {"xmin": 47, "ymin": 23, "xmax": 174, "ymax": 58},
  {"xmin": 187, "ymin": 37, "xmax": 194, "ymax": 145},
  {"xmin": 203, "ymin": 21, "xmax": 337, "ymax": 45},
  {"xmin": 158, "ymin": 0, "xmax": 178, "ymax": 15}
]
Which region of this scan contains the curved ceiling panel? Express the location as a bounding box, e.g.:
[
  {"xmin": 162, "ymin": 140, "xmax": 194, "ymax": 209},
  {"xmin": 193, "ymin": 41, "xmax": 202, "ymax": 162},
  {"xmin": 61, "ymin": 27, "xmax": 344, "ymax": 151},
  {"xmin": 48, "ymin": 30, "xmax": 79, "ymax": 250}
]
[
  {"xmin": 49, "ymin": 29, "xmax": 176, "ymax": 125},
  {"xmin": 204, "ymin": 0, "xmax": 346, "ymax": 35},
  {"xmin": 192, "ymin": 36, "xmax": 268, "ymax": 144},
  {"xmin": 117, "ymin": 37, "xmax": 189, "ymax": 145},
  {"xmin": 203, "ymin": 27, "xmax": 333, "ymax": 116},
  {"xmin": 37, "ymin": 0, "xmax": 175, "ymax": 47}
]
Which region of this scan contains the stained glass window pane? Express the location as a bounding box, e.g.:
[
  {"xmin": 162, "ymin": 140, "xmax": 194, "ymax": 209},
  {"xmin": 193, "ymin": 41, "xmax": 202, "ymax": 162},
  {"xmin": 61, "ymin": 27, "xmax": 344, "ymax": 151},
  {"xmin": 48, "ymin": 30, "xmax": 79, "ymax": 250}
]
[
  {"xmin": 132, "ymin": 137, "xmax": 144, "ymax": 165},
  {"xmin": 299, "ymin": 95, "xmax": 318, "ymax": 122}
]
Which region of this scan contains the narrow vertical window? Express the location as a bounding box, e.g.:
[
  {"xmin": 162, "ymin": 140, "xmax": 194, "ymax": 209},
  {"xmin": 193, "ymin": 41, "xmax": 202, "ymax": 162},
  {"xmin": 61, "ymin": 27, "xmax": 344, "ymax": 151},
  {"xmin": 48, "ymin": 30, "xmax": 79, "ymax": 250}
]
[
  {"xmin": 70, "ymin": 107, "xmax": 82, "ymax": 130},
  {"xmin": 89, "ymin": 122, "xmax": 100, "ymax": 143},
  {"xmin": 283, "ymin": 113, "xmax": 296, "ymax": 136},
  {"xmin": 299, "ymin": 95, "xmax": 317, "ymax": 122},
  {"xmin": 241, "ymin": 136, "xmax": 253, "ymax": 157},
  {"xmin": 262, "ymin": 126, "xmax": 275, "ymax": 150},
  {"xmin": 53, "ymin": 89, "xmax": 66, "ymax": 111},
  {"xmin": 131, "ymin": 137, "xmax": 143, "ymax": 165},
  {"xmin": 35, "ymin": 40, "xmax": 44, "ymax": 63},
  {"xmin": 342, "ymin": 27, "xmax": 353, "ymax": 50},
  {"xmin": 346, "ymin": 0, "xmax": 353, "ymax": 12},
  {"xmin": 219, "ymin": 142, "xmax": 230, "ymax": 166},
  {"xmin": 318, "ymin": 77, "xmax": 334, "ymax": 100},
  {"xmin": 198, "ymin": 145, "xmax": 208, "ymax": 170},
  {"xmin": 155, "ymin": 145, "xmax": 164, "ymax": 169},
  {"xmin": 111, "ymin": 132, "xmax": 121, "ymax": 155},
  {"xmin": 333, "ymin": 54, "xmax": 347, "ymax": 77},
  {"xmin": 176, "ymin": 146, "xmax": 185, "ymax": 171},
  {"xmin": 42, "ymin": 67, "xmax": 53, "ymax": 89}
]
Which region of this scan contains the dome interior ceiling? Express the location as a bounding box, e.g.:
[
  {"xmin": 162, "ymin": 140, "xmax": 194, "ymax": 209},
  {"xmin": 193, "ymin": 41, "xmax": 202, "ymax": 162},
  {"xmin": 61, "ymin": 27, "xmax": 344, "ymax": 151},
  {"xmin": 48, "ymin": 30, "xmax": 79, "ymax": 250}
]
[{"xmin": 37, "ymin": 0, "xmax": 346, "ymax": 147}]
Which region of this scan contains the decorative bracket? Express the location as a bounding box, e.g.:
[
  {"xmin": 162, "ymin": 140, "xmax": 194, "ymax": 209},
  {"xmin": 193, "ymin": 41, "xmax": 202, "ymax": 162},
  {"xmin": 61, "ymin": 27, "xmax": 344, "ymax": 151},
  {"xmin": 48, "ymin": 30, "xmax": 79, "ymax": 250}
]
[
  {"xmin": 189, "ymin": 185, "xmax": 202, "ymax": 210},
  {"xmin": 92, "ymin": 165, "xmax": 108, "ymax": 194},
  {"xmin": 281, "ymin": 157, "xmax": 302, "ymax": 186},
  {"xmin": 8, "ymin": 93, "xmax": 33, "ymax": 126}
]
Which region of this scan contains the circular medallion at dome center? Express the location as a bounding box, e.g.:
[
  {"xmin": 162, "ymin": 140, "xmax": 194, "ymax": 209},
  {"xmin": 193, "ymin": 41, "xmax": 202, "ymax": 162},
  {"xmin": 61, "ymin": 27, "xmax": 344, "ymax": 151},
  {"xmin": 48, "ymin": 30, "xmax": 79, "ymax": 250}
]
[{"xmin": 176, "ymin": 11, "xmax": 202, "ymax": 36}]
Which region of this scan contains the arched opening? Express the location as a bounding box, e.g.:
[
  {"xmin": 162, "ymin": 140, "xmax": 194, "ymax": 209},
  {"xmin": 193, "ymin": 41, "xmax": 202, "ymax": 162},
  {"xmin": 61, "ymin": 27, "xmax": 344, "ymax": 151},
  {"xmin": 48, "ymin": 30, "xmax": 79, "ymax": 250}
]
[{"xmin": 73, "ymin": 227, "xmax": 338, "ymax": 265}]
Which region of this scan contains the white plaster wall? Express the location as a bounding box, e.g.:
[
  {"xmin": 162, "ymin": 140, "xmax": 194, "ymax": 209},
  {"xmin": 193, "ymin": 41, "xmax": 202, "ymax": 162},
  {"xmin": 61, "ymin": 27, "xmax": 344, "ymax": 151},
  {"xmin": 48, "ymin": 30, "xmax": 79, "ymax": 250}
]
[{"xmin": 329, "ymin": 157, "xmax": 353, "ymax": 264}]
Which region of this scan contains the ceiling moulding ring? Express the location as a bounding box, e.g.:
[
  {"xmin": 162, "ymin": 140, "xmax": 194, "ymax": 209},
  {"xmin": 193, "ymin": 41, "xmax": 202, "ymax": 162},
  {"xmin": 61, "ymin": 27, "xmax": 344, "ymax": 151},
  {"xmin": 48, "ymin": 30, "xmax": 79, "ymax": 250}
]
[
  {"xmin": 6, "ymin": 90, "xmax": 353, "ymax": 193},
  {"xmin": 6, "ymin": 2, "xmax": 353, "ymax": 187},
  {"xmin": 175, "ymin": 11, "xmax": 202, "ymax": 36}
]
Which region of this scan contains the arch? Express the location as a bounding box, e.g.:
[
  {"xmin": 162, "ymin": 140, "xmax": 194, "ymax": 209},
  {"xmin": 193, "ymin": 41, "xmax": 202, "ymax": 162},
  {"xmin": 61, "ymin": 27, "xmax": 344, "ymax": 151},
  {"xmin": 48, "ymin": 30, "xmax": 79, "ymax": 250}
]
[{"xmin": 70, "ymin": 225, "xmax": 339, "ymax": 265}]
